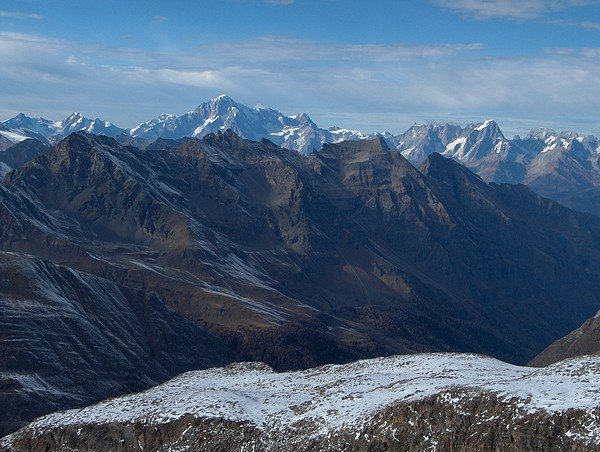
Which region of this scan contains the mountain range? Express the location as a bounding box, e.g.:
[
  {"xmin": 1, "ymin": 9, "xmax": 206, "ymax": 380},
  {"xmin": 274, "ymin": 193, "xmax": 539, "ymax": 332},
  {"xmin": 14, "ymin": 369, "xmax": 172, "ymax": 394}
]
[
  {"xmin": 2, "ymin": 95, "xmax": 600, "ymax": 218},
  {"xmin": 393, "ymin": 120, "xmax": 600, "ymax": 217},
  {"xmin": 0, "ymin": 95, "xmax": 366, "ymax": 156},
  {"xmin": 2, "ymin": 130, "xmax": 600, "ymax": 436}
]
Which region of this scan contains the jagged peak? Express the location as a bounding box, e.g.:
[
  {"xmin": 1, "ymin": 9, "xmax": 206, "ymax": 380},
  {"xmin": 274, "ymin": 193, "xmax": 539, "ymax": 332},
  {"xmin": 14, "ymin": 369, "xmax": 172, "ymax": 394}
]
[
  {"xmin": 210, "ymin": 94, "xmax": 235, "ymax": 106},
  {"xmin": 473, "ymin": 119, "xmax": 497, "ymax": 131},
  {"xmin": 60, "ymin": 112, "xmax": 87, "ymax": 127},
  {"xmin": 294, "ymin": 112, "xmax": 317, "ymax": 126},
  {"xmin": 525, "ymin": 127, "xmax": 557, "ymax": 141},
  {"xmin": 193, "ymin": 94, "xmax": 243, "ymax": 116},
  {"xmin": 459, "ymin": 119, "xmax": 505, "ymax": 143},
  {"xmin": 202, "ymin": 93, "xmax": 236, "ymax": 106}
]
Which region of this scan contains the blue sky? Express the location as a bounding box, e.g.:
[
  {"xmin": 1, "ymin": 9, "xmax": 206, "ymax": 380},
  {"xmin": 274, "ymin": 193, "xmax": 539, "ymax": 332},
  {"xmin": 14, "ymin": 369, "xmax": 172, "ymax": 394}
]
[{"xmin": 1, "ymin": 0, "xmax": 599, "ymax": 136}]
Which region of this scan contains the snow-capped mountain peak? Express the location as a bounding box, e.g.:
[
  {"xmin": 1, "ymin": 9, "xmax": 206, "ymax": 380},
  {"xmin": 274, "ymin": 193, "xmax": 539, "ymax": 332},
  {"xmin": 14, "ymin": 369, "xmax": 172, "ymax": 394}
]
[
  {"xmin": 440, "ymin": 119, "xmax": 507, "ymax": 162},
  {"xmin": 2, "ymin": 113, "xmax": 58, "ymax": 139},
  {"xmin": 525, "ymin": 128, "xmax": 558, "ymax": 141},
  {"xmin": 129, "ymin": 95, "xmax": 367, "ymax": 155},
  {"xmin": 57, "ymin": 112, "xmax": 126, "ymax": 138},
  {"xmin": 474, "ymin": 118, "xmax": 496, "ymax": 131},
  {"xmin": 3, "ymin": 97, "xmax": 598, "ymax": 165},
  {"xmin": 194, "ymin": 93, "xmax": 240, "ymax": 117},
  {"xmin": 60, "ymin": 112, "xmax": 85, "ymax": 129},
  {"xmin": 468, "ymin": 118, "xmax": 503, "ymax": 137}
]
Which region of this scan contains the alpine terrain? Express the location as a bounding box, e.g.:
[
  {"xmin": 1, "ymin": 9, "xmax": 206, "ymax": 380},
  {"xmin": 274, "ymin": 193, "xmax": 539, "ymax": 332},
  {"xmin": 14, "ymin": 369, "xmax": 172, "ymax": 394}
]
[
  {"xmin": 4, "ymin": 0, "xmax": 600, "ymax": 447},
  {"xmin": 392, "ymin": 120, "xmax": 600, "ymax": 217},
  {"xmin": 1, "ymin": 130, "xmax": 600, "ymax": 437}
]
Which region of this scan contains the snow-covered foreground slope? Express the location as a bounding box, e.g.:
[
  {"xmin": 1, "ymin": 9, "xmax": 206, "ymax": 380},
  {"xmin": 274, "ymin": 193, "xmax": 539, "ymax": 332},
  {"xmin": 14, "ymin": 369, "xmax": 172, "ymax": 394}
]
[{"xmin": 3, "ymin": 353, "xmax": 600, "ymax": 450}]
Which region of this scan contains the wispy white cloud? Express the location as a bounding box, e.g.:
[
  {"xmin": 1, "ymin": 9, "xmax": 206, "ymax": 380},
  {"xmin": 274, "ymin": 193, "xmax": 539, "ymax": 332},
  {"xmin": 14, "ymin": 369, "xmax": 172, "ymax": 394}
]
[
  {"xmin": 0, "ymin": 10, "xmax": 43, "ymax": 20},
  {"xmin": 0, "ymin": 31, "xmax": 599, "ymax": 136},
  {"xmin": 545, "ymin": 18, "xmax": 600, "ymax": 29},
  {"xmin": 430, "ymin": 0, "xmax": 600, "ymax": 20},
  {"xmin": 201, "ymin": 37, "xmax": 484, "ymax": 63},
  {"xmin": 548, "ymin": 46, "xmax": 600, "ymax": 57}
]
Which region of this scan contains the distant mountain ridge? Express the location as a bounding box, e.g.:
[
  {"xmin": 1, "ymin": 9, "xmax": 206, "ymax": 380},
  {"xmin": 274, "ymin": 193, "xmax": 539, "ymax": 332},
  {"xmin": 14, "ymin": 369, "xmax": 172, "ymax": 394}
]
[
  {"xmin": 3, "ymin": 95, "xmax": 600, "ymax": 215},
  {"xmin": 391, "ymin": 120, "xmax": 600, "ymax": 216},
  {"xmin": 0, "ymin": 95, "xmax": 367, "ymax": 156},
  {"xmin": 129, "ymin": 94, "xmax": 367, "ymax": 154},
  {"xmin": 2, "ymin": 112, "xmax": 127, "ymax": 143},
  {"xmin": 3, "ymin": 96, "xmax": 598, "ymax": 159}
]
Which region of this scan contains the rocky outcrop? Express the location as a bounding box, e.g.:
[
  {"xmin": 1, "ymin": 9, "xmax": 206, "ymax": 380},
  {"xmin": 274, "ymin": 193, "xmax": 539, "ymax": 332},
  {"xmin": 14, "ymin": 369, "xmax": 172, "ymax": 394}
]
[{"xmin": 6, "ymin": 398, "xmax": 599, "ymax": 451}]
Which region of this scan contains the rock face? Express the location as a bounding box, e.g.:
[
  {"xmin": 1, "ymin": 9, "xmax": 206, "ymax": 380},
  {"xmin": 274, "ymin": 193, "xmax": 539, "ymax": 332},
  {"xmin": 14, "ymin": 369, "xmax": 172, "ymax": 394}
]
[
  {"xmin": 3, "ymin": 131, "xmax": 600, "ymax": 434},
  {"xmin": 530, "ymin": 310, "xmax": 600, "ymax": 367},
  {"xmin": 3, "ymin": 353, "xmax": 600, "ymax": 451},
  {"xmin": 0, "ymin": 252, "xmax": 233, "ymax": 436},
  {"xmin": 4, "ymin": 132, "xmax": 600, "ymax": 363}
]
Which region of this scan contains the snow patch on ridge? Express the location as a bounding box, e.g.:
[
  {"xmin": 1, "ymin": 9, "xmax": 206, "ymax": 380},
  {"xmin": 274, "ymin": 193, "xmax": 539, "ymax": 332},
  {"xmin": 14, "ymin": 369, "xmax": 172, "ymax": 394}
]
[
  {"xmin": 0, "ymin": 130, "xmax": 28, "ymax": 143},
  {"xmin": 12, "ymin": 353, "xmax": 600, "ymax": 440},
  {"xmin": 475, "ymin": 119, "xmax": 494, "ymax": 131}
]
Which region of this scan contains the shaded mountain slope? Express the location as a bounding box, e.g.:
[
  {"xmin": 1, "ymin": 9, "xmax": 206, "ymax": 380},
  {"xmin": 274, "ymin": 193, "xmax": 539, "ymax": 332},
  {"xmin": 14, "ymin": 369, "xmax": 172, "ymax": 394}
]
[
  {"xmin": 0, "ymin": 139, "xmax": 49, "ymax": 171},
  {"xmin": 2, "ymin": 132, "xmax": 600, "ymax": 366},
  {"xmin": 530, "ymin": 309, "xmax": 600, "ymax": 367},
  {"xmin": 0, "ymin": 252, "xmax": 233, "ymax": 436}
]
